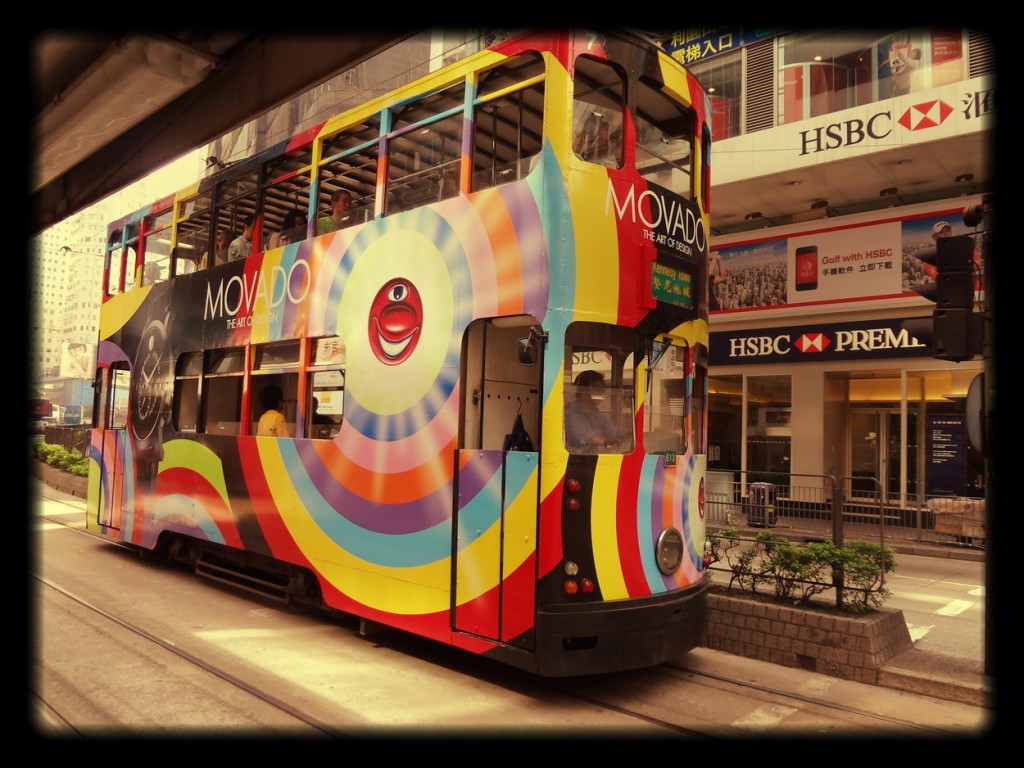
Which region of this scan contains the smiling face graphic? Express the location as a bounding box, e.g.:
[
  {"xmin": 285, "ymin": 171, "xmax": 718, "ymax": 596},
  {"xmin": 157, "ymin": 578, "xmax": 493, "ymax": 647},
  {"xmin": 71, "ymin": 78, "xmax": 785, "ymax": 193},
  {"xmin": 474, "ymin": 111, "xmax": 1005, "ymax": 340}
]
[{"xmin": 368, "ymin": 278, "xmax": 423, "ymax": 365}]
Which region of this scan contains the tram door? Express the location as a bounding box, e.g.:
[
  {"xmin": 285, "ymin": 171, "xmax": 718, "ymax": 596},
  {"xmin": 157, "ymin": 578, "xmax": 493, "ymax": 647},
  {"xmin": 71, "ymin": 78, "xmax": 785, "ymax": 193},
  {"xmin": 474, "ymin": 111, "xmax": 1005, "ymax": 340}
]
[
  {"xmin": 849, "ymin": 409, "xmax": 920, "ymax": 502},
  {"xmin": 454, "ymin": 318, "xmax": 541, "ymax": 647},
  {"xmin": 91, "ymin": 363, "xmax": 131, "ymax": 530}
]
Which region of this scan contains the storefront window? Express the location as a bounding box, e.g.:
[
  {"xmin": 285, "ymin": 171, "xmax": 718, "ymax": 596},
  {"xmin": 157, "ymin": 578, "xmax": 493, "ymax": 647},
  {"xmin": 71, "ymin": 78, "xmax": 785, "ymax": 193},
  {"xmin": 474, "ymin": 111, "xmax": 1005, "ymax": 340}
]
[
  {"xmin": 778, "ymin": 29, "xmax": 966, "ymax": 125},
  {"xmin": 708, "ymin": 374, "xmax": 742, "ymax": 470},
  {"xmin": 903, "ymin": 370, "xmax": 983, "ymax": 499},
  {"xmin": 688, "ymin": 50, "xmax": 742, "ymax": 141},
  {"xmin": 846, "ymin": 368, "xmax": 982, "ymax": 503},
  {"xmin": 746, "ymin": 374, "xmax": 791, "ymax": 484}
]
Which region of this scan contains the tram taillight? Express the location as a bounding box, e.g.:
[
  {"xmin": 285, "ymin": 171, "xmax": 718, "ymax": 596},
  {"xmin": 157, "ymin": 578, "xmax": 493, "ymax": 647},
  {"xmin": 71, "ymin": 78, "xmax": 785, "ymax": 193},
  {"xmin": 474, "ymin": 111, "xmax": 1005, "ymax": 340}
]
[{"xmin": 565, "ymin": 476, "xmax": 582, "ymax": 511}]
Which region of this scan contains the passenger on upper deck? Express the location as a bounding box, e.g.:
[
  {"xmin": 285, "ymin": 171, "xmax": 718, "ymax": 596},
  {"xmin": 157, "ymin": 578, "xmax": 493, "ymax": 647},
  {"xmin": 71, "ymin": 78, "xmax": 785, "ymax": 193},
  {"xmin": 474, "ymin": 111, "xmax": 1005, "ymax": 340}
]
[
  {"xmin": 200, "ymin": 231, "xmax": 230, "ymax": 270},
  {"xmin": 317, "ymin": 189, "xmax": 353, "ymax": 235},
  {"xmin": 228, "ymin": 216, "xmax": 255, "ymax": 261},
  {"xmin": 268, "ymin": 210, "xmax": 308, "ymax": 249}
]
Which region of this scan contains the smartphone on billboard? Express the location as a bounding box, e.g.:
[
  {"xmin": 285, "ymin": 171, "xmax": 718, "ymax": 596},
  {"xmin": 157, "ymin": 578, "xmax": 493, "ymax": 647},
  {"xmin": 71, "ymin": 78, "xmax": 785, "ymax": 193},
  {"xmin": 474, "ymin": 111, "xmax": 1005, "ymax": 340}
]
[{"xmin": 795, "ymin": 246, "xmax": 818, "ymax": 291}]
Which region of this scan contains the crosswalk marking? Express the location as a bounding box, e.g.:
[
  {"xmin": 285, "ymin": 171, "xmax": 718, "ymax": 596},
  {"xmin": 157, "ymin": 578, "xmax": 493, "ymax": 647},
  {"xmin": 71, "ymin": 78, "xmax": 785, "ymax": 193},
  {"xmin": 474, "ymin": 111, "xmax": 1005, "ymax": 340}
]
[
  {"xmin": 732, "ymin": 704, "xmax": 797, "ymax": 730},
  {"xmin": 905, "ymin": 622, "xmax": 933, "ymax": 642},
  {"xmin": 936, "ymin": 599, "xmax": 973, "ymax": 617}
]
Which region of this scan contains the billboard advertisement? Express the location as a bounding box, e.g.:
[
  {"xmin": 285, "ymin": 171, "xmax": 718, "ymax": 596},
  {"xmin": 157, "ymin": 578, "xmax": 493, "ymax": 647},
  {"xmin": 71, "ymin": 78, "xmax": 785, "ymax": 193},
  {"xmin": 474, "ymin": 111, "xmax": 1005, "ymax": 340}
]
[
  {"xmin": 710, "ymin": 196, "xmax": 985, "ymax": 314},
  {"xmin": 60, "ymin": 341, "xmax": 95, "ymax": 379}
]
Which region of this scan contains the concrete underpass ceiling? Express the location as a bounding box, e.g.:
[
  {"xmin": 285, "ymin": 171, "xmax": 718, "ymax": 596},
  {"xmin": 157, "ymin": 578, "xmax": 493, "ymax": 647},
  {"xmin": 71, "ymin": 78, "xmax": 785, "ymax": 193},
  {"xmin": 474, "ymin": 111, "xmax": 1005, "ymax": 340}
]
[{"xmin": 30, "ymin": 30, "xmax": 412, "ymax": 236}]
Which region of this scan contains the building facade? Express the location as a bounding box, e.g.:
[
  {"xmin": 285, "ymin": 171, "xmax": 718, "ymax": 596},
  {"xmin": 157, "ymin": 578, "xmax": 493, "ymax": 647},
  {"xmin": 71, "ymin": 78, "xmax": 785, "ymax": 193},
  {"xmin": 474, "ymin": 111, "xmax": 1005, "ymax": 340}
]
[{"xmin": 664, "ymin": 27, "xmax": 994, "ymax": 508}]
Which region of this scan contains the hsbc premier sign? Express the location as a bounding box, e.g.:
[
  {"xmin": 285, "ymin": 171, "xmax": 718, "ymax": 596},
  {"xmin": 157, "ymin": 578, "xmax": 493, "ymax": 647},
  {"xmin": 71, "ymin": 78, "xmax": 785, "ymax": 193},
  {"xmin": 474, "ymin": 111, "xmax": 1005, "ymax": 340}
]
[{"xmin": 710, "ymin": 318, "xmax": 966, "ymax": 366}]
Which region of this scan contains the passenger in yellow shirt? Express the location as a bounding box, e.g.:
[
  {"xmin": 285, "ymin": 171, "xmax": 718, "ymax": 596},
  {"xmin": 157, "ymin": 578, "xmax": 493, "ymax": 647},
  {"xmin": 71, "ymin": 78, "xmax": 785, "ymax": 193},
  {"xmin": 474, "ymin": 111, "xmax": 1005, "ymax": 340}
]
[
  {"xmin": 257, "ymin": 385, "xmax": 290, "ymax": 437},
  {"xmin": 317, "ymin": 189, "xmax": 353, "ymax": 234}
]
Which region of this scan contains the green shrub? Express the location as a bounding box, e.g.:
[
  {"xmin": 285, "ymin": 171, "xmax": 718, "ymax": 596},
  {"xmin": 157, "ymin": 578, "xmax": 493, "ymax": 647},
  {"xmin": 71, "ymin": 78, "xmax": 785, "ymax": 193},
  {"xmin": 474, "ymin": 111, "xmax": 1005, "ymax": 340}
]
[
  {"xmin": 707, "ymin": 527, "xmax": 895, "ymax": 612},
  {"xmin": 33, "ymin": 440, "xmax": 90, "ymax": 477},
  {"xmin": 838, "ymin": 539, "xmax": 895, "ymax": 612}
]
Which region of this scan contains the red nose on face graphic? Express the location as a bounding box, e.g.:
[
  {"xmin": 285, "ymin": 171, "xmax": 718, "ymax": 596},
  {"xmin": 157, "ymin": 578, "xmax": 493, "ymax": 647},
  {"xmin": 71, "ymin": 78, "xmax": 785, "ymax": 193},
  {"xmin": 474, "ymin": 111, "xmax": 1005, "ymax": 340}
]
[{"xmin": 368, "ymin": 278, "xmax": 423, "ymax": 365}]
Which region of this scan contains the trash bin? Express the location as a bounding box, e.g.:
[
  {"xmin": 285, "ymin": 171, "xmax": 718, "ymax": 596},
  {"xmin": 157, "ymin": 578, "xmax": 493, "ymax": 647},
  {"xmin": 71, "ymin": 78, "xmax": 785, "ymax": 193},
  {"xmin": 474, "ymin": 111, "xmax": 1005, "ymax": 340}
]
[{"xmin": 747, "ymin": 482, "xmax": 777, "ymax": 527}]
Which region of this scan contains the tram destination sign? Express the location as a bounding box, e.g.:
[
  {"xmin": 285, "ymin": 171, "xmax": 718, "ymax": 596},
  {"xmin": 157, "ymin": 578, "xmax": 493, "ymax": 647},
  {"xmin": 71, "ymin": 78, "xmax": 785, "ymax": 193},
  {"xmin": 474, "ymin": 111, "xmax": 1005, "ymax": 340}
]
[{"xmin": 651, "ymin": 260, "xmax": 693, "ymax": 309}]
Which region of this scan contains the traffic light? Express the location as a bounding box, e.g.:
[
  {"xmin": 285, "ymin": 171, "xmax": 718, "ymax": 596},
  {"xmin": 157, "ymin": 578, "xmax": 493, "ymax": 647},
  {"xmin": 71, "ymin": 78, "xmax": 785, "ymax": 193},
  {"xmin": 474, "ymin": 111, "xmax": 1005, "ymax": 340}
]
[{"xmin": 904, "ymin": 234, "xmax": 977, "ymax": 362}]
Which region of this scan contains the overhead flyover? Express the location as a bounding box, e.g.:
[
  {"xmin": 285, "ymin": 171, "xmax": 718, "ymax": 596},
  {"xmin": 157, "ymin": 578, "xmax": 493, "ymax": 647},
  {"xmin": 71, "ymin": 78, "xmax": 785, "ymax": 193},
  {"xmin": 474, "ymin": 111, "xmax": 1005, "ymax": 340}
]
[{"xmin": 30, "ymin": 30, "xmax": 412, "ymax": 236}]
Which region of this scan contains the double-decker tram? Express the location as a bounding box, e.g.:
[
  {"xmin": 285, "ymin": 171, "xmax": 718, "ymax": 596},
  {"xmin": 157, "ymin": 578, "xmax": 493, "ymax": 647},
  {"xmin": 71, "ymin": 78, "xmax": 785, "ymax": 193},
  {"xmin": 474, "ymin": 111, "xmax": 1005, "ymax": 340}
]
[{"xmin": 87, "ymin": 29, "xmax": 713, "ymax": 676}]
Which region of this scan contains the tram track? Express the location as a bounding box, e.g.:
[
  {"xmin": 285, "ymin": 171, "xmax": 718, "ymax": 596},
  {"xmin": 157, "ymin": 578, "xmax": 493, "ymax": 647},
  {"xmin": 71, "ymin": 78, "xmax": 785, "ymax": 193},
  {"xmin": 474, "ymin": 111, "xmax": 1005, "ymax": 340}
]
[
  {"xmin": 522, "ymin": 659, "xmax": 973, "ymax": 738},
  {"xmin": 34, "ymin": 572, "xmax": 347, "ymax": 737},
  {"xmin": 33, "ymin": 486, "xmax": 983, "ymax": 738}
]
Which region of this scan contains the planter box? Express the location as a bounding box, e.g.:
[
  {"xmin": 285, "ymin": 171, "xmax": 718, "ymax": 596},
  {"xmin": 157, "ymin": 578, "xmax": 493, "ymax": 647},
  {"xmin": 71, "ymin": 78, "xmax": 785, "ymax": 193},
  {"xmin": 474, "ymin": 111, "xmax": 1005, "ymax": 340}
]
[
  {"xmin": 705, "ymin": 589, "xmax": 913, "ymax": 685},
  {"xmin": 33, "ymin": 460, "xmax": 88, "ymax": 498}
]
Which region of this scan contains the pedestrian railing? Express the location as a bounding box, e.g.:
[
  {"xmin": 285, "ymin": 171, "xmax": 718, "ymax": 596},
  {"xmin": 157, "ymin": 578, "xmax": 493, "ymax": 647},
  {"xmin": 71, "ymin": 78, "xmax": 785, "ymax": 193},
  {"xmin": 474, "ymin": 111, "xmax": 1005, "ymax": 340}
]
[{"xmin": 705, "ymin": 469, "xmax": 985, "ymax": 550}]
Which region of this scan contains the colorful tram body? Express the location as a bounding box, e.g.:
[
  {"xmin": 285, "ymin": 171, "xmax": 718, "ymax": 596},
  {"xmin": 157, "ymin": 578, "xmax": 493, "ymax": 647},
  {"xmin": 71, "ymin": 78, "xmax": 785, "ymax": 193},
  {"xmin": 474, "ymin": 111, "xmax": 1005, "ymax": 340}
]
[{"xmin": 86, "ymin": 30, "xmax": 713, "ymax": 676}]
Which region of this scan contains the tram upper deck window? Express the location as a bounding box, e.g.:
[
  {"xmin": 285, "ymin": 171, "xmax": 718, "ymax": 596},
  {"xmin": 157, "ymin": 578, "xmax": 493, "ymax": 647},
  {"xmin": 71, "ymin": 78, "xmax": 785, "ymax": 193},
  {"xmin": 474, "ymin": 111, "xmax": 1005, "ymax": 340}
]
[
  {"xmin": 105, "ymin": 227, "xmax": 124, "ymax": 296},
  {"xmin": 174, "ymin": 190, "xmax": 212, "ymax": 274},
  {"xmin": 214, "ymin": 168, "xmax": 260, "ymax": 258},
  {"xmin": 262, "ymin": 145, "xmax": 312, "ymax": 250},
  {"xmin": 572, "ymin": 56, "xmax": 625, "ymax": 169},
  {"xmin": 316, "ymin": 115, "xmax": 380, "ymax": 233},
  {"xmin": 105, "ymin": 223, "xmax": 138, "ymax": 296},
  {"xmin": 386, "ymin": 82, "xmax": 465, "ymax": 215},
  {"xmin": 142, "ymin": 207, "xmax": 173, "ymax": 286},
  {"xmin": 635, "ymin": 77, "xmax": 695, "ymax": 199},
  {"xmin": 471, "ymin": 53, "xmax": 545, "ymax": 191}
]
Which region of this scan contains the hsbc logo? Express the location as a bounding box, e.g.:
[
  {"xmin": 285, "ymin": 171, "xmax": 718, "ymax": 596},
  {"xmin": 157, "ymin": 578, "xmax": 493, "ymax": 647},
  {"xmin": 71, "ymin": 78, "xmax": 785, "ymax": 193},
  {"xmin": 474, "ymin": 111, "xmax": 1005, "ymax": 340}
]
[
  {"xmin": 724, "ymin": 325, "xmax": 926, "ymax": 361},
  {"xmin": 898, "ymin": 99, "xmax": 954, "ymax": 131},
  {"xmin": 794, "ymin": 333, "xmax": 831, "ymax": 353}
]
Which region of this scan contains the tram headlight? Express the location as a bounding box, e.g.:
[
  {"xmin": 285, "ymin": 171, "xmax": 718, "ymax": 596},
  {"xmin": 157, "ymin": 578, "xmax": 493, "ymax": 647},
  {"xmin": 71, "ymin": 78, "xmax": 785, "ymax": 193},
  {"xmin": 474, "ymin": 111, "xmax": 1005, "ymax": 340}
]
[
  {"xmin": 564, "ymin": 561, "xmax": 579, "ymax": 576},
  {"xmin": 656, "ymin": 527, "xmax": 684, "ymax": 575}
]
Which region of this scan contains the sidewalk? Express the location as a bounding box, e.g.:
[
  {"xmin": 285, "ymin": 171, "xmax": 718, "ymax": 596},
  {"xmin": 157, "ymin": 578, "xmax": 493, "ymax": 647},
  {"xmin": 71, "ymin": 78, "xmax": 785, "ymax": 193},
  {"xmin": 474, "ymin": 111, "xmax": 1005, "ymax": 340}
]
[{"xmin": 878, "ymin": 646, "xmax": 990, "ymax": 708}]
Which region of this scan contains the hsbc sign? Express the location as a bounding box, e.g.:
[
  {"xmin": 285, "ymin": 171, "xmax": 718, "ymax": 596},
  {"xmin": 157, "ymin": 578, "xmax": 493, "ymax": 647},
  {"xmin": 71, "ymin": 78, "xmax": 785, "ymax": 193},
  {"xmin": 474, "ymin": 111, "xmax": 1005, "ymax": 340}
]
[
  {"xmin": 797, "ymin": 87, "xmax": 993, "ymax": 157},
  {"xmin": 709, "ymin": 318, "xmax": 981, "ymax": 366}
]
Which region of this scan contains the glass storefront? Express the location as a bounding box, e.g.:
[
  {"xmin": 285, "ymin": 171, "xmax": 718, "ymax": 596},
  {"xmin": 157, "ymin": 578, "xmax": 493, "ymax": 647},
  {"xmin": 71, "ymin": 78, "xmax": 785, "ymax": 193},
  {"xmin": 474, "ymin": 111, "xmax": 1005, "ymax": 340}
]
[{"xmin": 708, "ymin": 366, "xmax": 983, "ymax": 503}]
